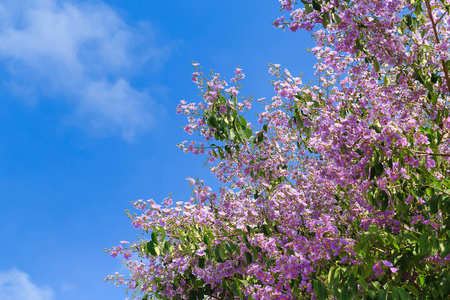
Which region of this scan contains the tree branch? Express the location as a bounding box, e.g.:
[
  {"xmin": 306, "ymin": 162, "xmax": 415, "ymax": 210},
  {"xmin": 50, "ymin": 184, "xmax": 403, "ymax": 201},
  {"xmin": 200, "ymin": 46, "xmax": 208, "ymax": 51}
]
[
  {"xmin": 425, "ymin": 0, "xmax": 450, "ymax": 94},
  {"xmin": 411, "ymin": 150, "xmax": 450, "ymax": 157}
]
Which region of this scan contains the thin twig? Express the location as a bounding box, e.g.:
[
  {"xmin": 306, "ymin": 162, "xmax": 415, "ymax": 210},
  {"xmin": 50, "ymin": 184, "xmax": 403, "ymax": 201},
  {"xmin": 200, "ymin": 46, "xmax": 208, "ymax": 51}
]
[
  {"xmin": 436, "ymin": 10, "xmax": 448, "ymax": 26},
  {"xmin": 411, "ymin": 150, "xmax": 450, "ymax": 157}
]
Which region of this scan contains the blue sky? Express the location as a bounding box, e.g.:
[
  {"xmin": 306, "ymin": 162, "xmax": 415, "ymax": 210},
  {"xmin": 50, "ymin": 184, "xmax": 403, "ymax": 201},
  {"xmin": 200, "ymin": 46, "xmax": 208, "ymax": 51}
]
[{"xmin": 0, "ymin": 1, "xmax": 315, "ymax": 299}]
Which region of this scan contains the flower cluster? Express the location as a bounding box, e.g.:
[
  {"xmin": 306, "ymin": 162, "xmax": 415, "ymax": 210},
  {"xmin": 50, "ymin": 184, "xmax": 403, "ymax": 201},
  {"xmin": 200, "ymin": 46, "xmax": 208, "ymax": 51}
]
[{"xmin": 106, "ymin": 0, "xmax": 450, "ymax": 299}]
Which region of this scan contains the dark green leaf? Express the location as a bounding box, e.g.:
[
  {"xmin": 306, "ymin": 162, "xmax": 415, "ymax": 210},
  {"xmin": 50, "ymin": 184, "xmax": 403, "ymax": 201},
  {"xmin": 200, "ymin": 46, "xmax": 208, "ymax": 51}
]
[
  {"xmin": 151, "ymin": 232, "xmax": 159, "ymax": 245},
  {"xmin": 231, "ymin": 280, "xmax": 242, "ymax": 297},
  {"xmin": 145, "ymin": 241, "xmax": 158, "ymax": 256},
  {"xmin": 222, "ymin": 279, "xmax": 230, "ymax": 292},
  {"xmin": 395, "ymin": 287, "xmax": 412, "ymax": 300},
  {"xmin": 380, "ymin": 190, "xmax": 389, "ymax": 211},
  {"xmin": 208, "ymin": 116, "xmax": 218, "ymax": 128},
  {"xmin": 244, "ymin": 252, "xmax": 253, "ymax": 264},
  {"xmin": 261, "ymin": 224, "xmax": 271, "ymax": 237},
  {"xmin": 378, "ymin": 289, "xmax": 388, "ymax": 300},
  {"xmin": 429, "ymin": 195, "xmax": 439, "ymax": 215},
  {"xmin": 198, "ymin": 257, "xmax": 205, "ymax": 269},
  {"xmin": 404, "ymin": 284, "xmax": 419, "ymax": 296},
  {"xmin": 312, "ymin": 0, "xmax": 321, "ymax": 11}
]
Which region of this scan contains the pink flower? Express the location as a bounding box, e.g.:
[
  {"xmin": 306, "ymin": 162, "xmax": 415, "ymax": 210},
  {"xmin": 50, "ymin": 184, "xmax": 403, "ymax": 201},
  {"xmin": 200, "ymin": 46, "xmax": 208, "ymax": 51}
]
[{"xmin": 124, "ymin": 252, "xmax": 132, "ymax": 260}]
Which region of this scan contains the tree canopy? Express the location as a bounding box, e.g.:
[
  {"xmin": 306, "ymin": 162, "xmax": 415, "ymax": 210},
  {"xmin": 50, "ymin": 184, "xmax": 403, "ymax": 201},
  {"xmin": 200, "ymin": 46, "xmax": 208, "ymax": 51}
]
[{"xmin": 106, "ymin": 0, "xmax": 450, "ymax": 299}]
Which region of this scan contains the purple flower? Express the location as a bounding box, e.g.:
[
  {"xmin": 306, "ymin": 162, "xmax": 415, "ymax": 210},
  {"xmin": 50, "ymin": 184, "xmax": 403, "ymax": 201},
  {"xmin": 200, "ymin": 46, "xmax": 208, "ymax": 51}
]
[
  {"xmin": 124, "ymin": 252, "xmax": 132, "ymax": 260},
  {"xmin": 382, "ymin": 260, "xmax": 393, "ymax": 267},
  {"xmin": 373, "ymin": 261, "xmax": 383, "ymax": 277}
]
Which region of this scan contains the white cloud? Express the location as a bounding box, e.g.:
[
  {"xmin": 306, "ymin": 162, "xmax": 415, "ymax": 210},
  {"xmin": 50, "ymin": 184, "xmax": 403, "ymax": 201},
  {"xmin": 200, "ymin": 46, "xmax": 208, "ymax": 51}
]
[
  {"xmin": 60, "ymin": 282, "xmax": 77, "ymax": 293},
  {"xmin": 74, "ymin": 79, "xmax": 157, "ymax": 139},
  {"xmin": 0, "ymin": 0, "xmax": 170, "ymax": 138},
  {"xmin": 0, "ymin": 269, "xmax": 53, "ymax": 300}
]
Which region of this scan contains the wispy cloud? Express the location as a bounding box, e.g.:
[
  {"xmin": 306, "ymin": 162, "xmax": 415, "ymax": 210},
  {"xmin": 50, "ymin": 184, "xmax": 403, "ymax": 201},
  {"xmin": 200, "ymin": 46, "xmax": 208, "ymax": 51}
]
[
  {"xmin": 0, "ymin": 0, "xmax": 170, "ymax": 138},
  {"xmin": 0, "ymin": 269, "xmax": 53, "ymax": 300}
]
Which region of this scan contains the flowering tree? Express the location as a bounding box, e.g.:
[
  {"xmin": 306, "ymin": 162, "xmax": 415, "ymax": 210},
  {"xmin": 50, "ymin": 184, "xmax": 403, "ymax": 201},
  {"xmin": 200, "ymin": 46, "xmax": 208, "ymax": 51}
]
[{"xmin": 105, "ymin": 0, "xmax": 450, "ymax": 299}]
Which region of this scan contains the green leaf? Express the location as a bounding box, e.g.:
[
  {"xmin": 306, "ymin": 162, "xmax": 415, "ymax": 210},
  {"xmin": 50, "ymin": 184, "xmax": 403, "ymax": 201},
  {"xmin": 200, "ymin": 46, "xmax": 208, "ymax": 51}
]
[
  {"xmin": 328, "ymin": 266, "xmax": 337, "ymax": 283},
  {"xmin": 361, "ymin": 261, "xmax": 373, "ymax": 279},
  {"xmin": 425, "ymin": 187, "xmax": 434, "ymax": 197},
  {"xmin": 203, "ymin": 234, "xmax": 210, "ymax": 246},
  {"xmin": 347, "ymin": 273, "xmax": 357, "ymax": 294},
  {"xmin": 430, "ymin": 283, "xmax": 440, "ymax": 299},
  {"xmin": 222, "ymin": 279, "xmax": 230, "ymax": 292},
  {"xmin": 322, "ymin": 12, "xmax": 330, "ymax": 28},
  {"xmin": 368, "ymin": 290, "xmax": 377, "ymax": 299},
  {"xmin": 383, "ymin": 75, "xmax": 391, "ymax": 87},
  {"xmin": 416, "ymin": 11, "xmax": 427, "ymax": 24},
  {"xmin": 145, "ymin": 241, "xmax": 158, "ymax": 256},
  {"xmin": 369, "ymin": 225, "xmax": 379, "ymax": 234},
  {"xmin": 430, "ymin": 93, "xmax": 438, "ymax": 105},
  {"xmin": 163, "ymin": 241, "xmax": 171, "ymax": 252},
  {"xmin": 419, "ymin": 233, "xmax": 428, "ymax": 250},
  {"xmin": 239, "ymin": 116, "xmax": 247, "ymax": 127},
  {"xmin": 219, "ymin": 242, "xmax": 227, "ymax": 261},
  {"xmin": 198, "ymin": 257, "xmax": 205, "ymax": 269},
  {"xmin": 378, "ymin": 289, "xmax": 388, "ymax": 300},
  {"xmin": 430, "ymin": 236, "xmax": 439, "ymax": 256},
  {"xmin": 404, "ymin": 232, "xmax": 418, "ymax": 243},
  {"xmin": 261, "ymin": 224, "xmax": 271, "ymax": 237},
  {"xmin": 429, "ymin": 195, "xmax": 439, "ymax": 215},
  {"xmin": 395, "ymin": 287, "xmax": 412, "ymax": 300},
  {"xmin": 380, "ymin": 190, "xmax": 389, "ymax": 211},
  {"xmin": 245, "ymin": 128, "xmax": 252, "ymax": 139},
  {"xmin": 373, "ymin": 162, "xmax": 382, "ymax": 177},
  {"xmin": 208, "ymin": 116, "xmax": 218, "ymax": 128},
  {"xmin": 252, "ymin": 246, "xmax": 259, "ymax": 261},
  {"xmin": 373, "ymin": 58, "xmax": 380, "ymax": 72},
  {"xmin": 418, "ymin": 275, "xmax": 425, "ymax": 286},
  {"xmin": 231, "ymin": 280, "xmax": 243, "ymax": 298},
  {"xmin": 256, "ymin": 131, "xmax": 264, "ymax": 144},
  {"xmin": 332, "ymin": 13, "xmax": 341, "ymax": 25},
  {"xmin": 313, "ymin": 279, "xmax": 328, "ymax": 300},
  {"xmin": 214, "ymin": 245, "xmax": 222, "ymax": 262},
  {"xmin": 217, "ymin": 147, "xmax": 225, "ymax": 159},
  {"xmin": 312, "ymin": 0, "xmax": 321, "ymax": 11},
  {"xmin": 393, "ymin": 287, "xmax": 400, "ymax": 300},
  {"xmin": 244, "ymin": 252, "xmax": 253, "ymax": 264},
  {"xmin": 151, "ymin": 232, "xmax": 159, "ymax": 245},
  {"xmin": 355, "ymin": 38, "xmax": 364, "ymax": 51},
  {"xmin": 159, "ymin": 228, "xmax": 166, "ymax": 244},
  {"xmin": 358, "ymin": 276, "xmax": 369, "ymax": 291},
  {"xmin": 375, "ymin": 162, "xmax": 384, "ymax": 177},
  {"xmin": 291, "ymin": 278, "xmax": 301, "ymax": 296},
  {"xmin": 404, "ymin": 284, "xmax": 419, "ymax": 296}
]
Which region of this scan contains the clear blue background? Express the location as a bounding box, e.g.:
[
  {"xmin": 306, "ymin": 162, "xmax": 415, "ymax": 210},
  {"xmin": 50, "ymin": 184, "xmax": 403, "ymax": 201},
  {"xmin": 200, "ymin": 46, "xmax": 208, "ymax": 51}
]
[{"xmin": 0, "ymin": 1, "xmax": 314, "ymax": 299}]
